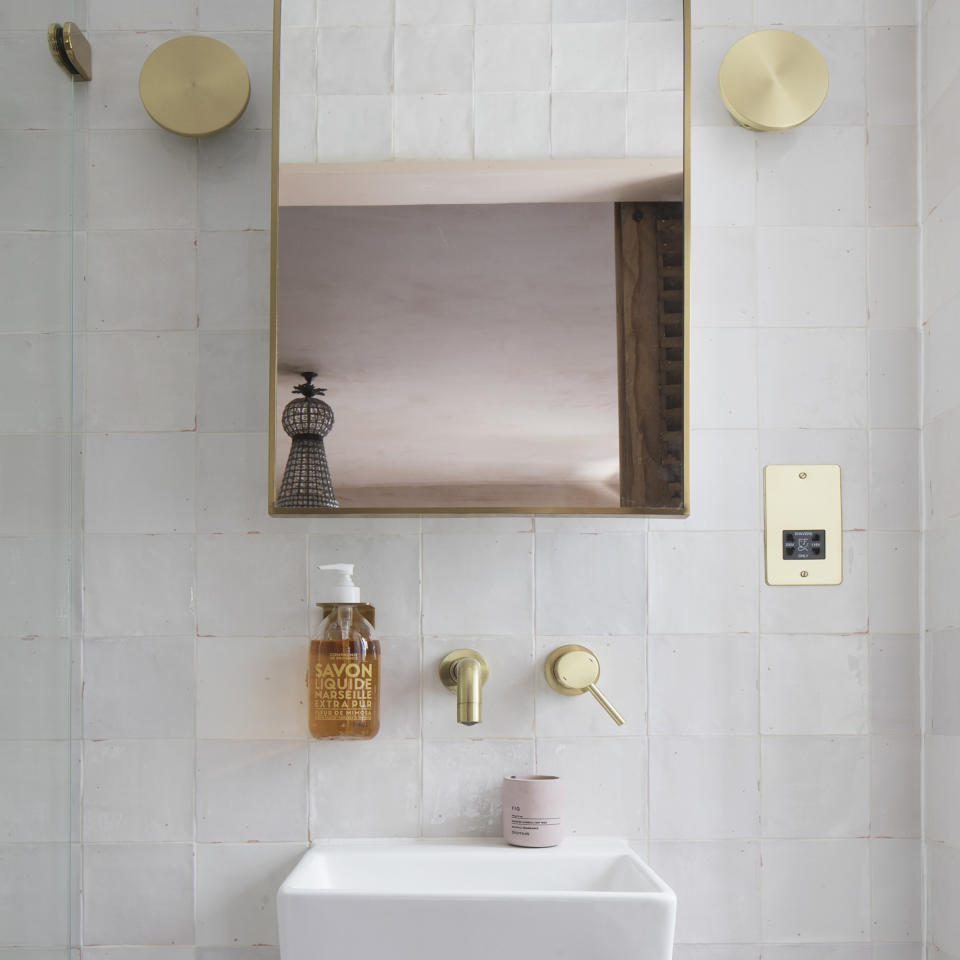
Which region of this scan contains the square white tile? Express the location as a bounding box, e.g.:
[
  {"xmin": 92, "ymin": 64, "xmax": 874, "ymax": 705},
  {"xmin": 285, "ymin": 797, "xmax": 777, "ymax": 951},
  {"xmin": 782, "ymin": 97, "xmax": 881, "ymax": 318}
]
[
  {"xmin": 552, "ymin": 23, "xmax": 627, "ymax": 92},
  {"xmin": 198, "ymin": 130, "xmax": 271, "ymax": 231},
  {"xmin": 627, "ymin": 91, "xmax": 683, "ymax": 157},
  {"xmin": 83, "ymin": 434, "xmax": 196, "ymax": 534},
  {"xmin": 0, "ymin": 741, "xmax": 69, "ymax": 842},
  {"xmin": 761, "ymin": 736, "xmax": 869, "ymax": 837},
  {"xmin": 759, "ymin": 634, "xmax": 868, "ymax": 735},
  {"xmin": 869, "ymin": 329, "xmax": 920, "ymax": 428},
  {"xmin": 85, "ymin": 230, "xmax": 197, "ymax": 331},
  {"xmin": 85, "ymin": 332, "xmax": 198, "ymax": 432},
  {"xmin": 650, "ymin": 736, "xmax": 760, "ymax": 839},
  {"xmin": 316, "ymin": 26, "xmax": 394, "ymax": 94},
  {"xmin": 757, "ymin": 328, "xmax": 867, "ymax": 429},
  {"xmin": 396, "ymin": 94, "xmax": 474, "ymax": 159},
  {"xmin": 534, "ymin": 531, "xmax": 645, "ymax": 635},
  {"xmin": 198, "ymin": 332, "xmax": 269, "ymax": 432},
  {"xmin": 648, "ymin": 634, "xmax": 758, "ymax": 735},
  {"xmin": 867, "ymin": 125, "xmax": 917, "ymax": 226},
  {"xmin": 761, "ymin": 839, "xmax": 870, "ymax": 941},
  {"xmin": 0, "ymin": 132, "xmax": 75, "ymax": 231},
  {"xmin": 87, "ymin": 132, "xmax": 197, "ymax": 230},
  {"xmin": 867, "ymin": 27, "xmax": 918, "ymax": 125},
  {"xmin": 757, "ymin": 126, "xmax": 866, "ymax": 227},
  {"xmin": 872, "ymin": 735, "xmax": 920, "ymax": 837},
  {"xmin": 0, "ymin": 436, "xmax": 70, "ymax": 535},
  {"xmin": 628, "ymin": 20, "xmax": 683, "ymax": 91},
  {"xmin": 647, "ymin": 840, "xmax": 761, "ymax": 943},
  {"xmin": 197, "ymin": 740, "xmax": 308, "ymax": 841},
  {"xmin": 870, "ymin": 838, "xmax": 922, "ymax": 941},
  {"xmin": 0, "ymin": 537, "xmax": 70, "ymax": 638},
  {"xmin": 83, "ymin": 637, "xmax": 196, "ymax": 739},
  {"xmin": 421, "ymin": 528, "xmax": 532, "ymax": 636},
  {"xmin": 198, "ymin": 231, "xmax": 270, "ymax": 332},
  {"xmin": 927, "ymin": 630, "xmax": 960, "ymax": 734},
  {"xmin": 870, "ymin": 634, "xmax": 921, "ymax": 734},
  {"xmin": 867, "ymin": 227, "xmax": 919, "ymax": 328},
  {"xmin": 197, "ymin": 637, "xmax": 307, "ymax": 739},
  {"xmin": 648, "ymin": 531, "xmax": 759, "ymax": 634},
  {"xmin": 869, "ymin": 430, "xmax": 921, "ymax": 531},
  {"xmin": 83, "ymin": 740, "xmax": 195, "ymax": 842},
  {"xmin": 196, "ymin": 842, "xmax": 308, "ymax": 946},
  {"xmin": 869, "ymin": 532, "xmax": 921, "ymax": 633},
  {"xmin": 477, "ymin": 0, "xmax": 550, "ymax": 22},
  {"xmin": 0, "ymin": 843, "xmax": 70, "ymax": 947},
  {"xmin": 84, "ymin": 535, "xmax": 196, "ymax": 637},
  {"xmin": 84, "ymin": 843, "xmax": 195, "ymax": 945},
  {"xmin": 689, "ymin": 228, "xmax": 757, "ymax": 327},
  {"xmin": 550, "ymin": 93, "xmax": 627, "ymax": 158},
  {"xmin": 757, "ymin": 227, "xmax": 866, "ymax": 327},
  {"xmin": 690, "ymin": 328, "xmax": 758, "ymax": 429},
  {"xmin": 308, "ymin": 739, "xmax": 420, "ymax": 837},
  {"xmin": 689, "ymin": 127, "xmax": 756, "ymax": 228},
  {"xmin": 396, "ymin": 25, "xmax": 474, "ymax": 93},
  {"xmin": 196, "ymin": 534, "xmax": 306, "ymax": 637},
  {"xmin": 422, "ymin": 739, "xmax": 535, "ymax": 836},
  {"xmin": 316, "ymin": 95, "xmax": 393, "ymax": 161},
  {"xmin": 555, "ymin": 0, "xmax": 626, "ymax": 20},
  {"xmin": 475, "ymin": 24, "xmax": 551, "ymax": 92},
  {"xmin": 0, "ymin": 334, "xmax": 72, "ymax": 433},
  {"xmin": 0, "ymin": 231, "xmax": 71, "ymax": 334},
  {"xmin": 0, "ymin": 637, "xmax": 70, "ymax": 740},
  {"xmin": 475, "ymin": 93, "xmax": 551, "ymax": 158}
]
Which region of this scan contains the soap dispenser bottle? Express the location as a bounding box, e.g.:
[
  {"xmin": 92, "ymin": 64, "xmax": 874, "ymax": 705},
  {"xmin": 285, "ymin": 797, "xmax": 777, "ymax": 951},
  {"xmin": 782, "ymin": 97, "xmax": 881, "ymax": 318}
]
[{"xmin": 308, "ymin": 563, "xmax": 380, "ymax": 740}]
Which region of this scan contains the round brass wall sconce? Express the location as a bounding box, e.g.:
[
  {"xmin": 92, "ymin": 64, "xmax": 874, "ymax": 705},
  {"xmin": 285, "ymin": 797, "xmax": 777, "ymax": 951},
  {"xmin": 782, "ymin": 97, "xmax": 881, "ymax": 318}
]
[
  {"xmin": 139, "ymin": 36, "xmax": 250, "ymax": 137},
  {"xmin": 718, "ymin": 29, "xmax": 828, "ymax": 131}
]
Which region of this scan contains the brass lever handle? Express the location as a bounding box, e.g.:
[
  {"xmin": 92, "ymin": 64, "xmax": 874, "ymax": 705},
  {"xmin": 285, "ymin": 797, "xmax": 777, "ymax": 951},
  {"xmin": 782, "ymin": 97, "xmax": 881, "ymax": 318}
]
[{"xmin": 544, "ymin": 644, "xmax": 625, "ymax": 726}]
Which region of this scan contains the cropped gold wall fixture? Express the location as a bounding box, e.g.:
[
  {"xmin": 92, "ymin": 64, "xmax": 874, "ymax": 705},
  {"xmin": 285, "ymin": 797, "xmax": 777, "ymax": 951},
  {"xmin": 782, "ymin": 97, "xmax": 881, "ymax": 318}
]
[
  {"xmin": 718, "ymin": 29, "xmax": 828, "ymax": 131},
  {"xmin": 48, "ymin": 23, "xmax": 91, "ymax": 81},
  {"xmin": 139, "ymin": 36, "xmax": 250, "ymax": 137}
]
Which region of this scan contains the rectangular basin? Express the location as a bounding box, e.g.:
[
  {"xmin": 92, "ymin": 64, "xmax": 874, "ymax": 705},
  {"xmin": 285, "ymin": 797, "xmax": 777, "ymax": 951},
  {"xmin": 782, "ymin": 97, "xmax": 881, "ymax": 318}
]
[{"xmin": 278, "ymin": 838, "xmax": 676, "ymax": 960}]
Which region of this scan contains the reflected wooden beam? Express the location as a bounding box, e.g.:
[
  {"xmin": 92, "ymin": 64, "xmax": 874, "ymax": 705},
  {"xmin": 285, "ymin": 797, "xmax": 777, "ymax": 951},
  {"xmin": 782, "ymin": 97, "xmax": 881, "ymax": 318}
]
[{"xmin": 280, "ymin": 159, "xmax": 683, "ymax": 207}]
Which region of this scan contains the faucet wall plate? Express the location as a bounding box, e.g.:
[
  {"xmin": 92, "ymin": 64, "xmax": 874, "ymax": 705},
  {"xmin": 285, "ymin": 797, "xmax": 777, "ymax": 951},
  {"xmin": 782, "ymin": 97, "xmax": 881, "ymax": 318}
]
[{"xmin": 544, "ymin": 644, "xmax": 596, "ymax": 697}]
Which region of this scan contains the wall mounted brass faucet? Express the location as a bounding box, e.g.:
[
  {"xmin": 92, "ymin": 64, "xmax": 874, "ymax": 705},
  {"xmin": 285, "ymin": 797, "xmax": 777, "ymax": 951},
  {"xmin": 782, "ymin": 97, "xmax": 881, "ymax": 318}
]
[
  {"xmin": 544, "ymin": 644, "xmax": 625, "ymax": 726},
  {"xmin": 439, "ymin": 649, "xmax": 488, "ymax": 726}
]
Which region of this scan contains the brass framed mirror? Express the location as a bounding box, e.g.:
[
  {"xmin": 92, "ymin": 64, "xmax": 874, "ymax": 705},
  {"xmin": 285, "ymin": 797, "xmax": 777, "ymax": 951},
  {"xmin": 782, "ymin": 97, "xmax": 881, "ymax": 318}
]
[{"xmin": 269, "ymin": 0, "xmax": 689, "ymax": 515}]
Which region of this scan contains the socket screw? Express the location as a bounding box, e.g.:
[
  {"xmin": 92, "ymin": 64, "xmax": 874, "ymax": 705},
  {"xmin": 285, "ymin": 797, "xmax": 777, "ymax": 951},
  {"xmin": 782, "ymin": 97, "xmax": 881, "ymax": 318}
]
[
  {"xmin": 799, "ymin": 472, "xmax": 807, "ymax": 479},
  {"xmin": 800, "ymin": 570, "xmax": 809, "ymax": 578}
]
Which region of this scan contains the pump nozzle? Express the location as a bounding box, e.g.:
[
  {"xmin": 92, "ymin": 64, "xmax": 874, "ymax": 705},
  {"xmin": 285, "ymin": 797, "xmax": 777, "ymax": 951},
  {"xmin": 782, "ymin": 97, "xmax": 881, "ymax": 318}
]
[{"xmin": 316, "ymin": 563, "xmax": 361, "ymax": 603}]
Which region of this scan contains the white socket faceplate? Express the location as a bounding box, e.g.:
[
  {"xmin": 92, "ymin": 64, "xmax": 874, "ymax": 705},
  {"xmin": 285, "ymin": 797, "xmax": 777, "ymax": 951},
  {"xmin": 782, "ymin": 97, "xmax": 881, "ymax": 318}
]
[{"xmin": 763, "ymin": 464, "xmax": 842, "ymax": 586}]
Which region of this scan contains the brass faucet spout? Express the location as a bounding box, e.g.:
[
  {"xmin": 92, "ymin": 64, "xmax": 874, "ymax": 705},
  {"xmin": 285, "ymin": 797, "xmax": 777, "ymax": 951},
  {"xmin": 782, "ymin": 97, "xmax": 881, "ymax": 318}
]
[{"xmin": 439, "ymin": 649, "xmax": 489, "ymax": 726}]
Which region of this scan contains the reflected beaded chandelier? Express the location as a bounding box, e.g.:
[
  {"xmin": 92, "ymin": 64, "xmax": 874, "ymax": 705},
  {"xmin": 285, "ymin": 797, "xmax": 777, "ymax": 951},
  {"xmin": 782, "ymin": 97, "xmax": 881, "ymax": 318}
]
[{"xmin": 276, "ymin": 372, "xmax": 338, "ymax": 509}]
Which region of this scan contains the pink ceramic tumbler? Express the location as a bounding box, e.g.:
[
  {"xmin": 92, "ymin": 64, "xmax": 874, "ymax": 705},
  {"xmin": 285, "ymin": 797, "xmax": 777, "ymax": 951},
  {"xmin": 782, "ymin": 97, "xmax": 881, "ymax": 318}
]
[{"xmin": 502, "ymin": 775, "xmax": 563, "ymax": 847}]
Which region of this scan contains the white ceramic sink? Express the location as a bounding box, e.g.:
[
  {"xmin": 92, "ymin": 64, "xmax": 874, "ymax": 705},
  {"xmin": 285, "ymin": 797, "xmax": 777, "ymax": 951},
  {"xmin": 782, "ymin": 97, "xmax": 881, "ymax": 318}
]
[{"xmin": 277, "ymin": 838, "xmax": 676, "ymax": 960}]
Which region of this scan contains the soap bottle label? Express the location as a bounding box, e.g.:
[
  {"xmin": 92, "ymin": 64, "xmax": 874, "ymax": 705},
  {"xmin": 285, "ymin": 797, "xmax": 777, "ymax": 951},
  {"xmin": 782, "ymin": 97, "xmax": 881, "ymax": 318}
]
[{"xmin": 312, "ymin": 653, "xmax": 376, "ymax": 724}]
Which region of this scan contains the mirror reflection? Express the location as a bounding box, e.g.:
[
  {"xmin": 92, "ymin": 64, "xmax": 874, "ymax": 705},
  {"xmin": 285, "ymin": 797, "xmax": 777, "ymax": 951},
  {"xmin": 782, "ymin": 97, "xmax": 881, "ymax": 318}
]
[{"xmin": 272, "ymin": 1, "xmax": 686, "ymax": 514}]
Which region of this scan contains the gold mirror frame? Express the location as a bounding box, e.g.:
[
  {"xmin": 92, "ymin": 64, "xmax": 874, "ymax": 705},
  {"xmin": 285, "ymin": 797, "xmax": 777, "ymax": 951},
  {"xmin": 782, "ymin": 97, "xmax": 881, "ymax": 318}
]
[{"xmin": 268, "ymin": 0, "xmax": 690, "ymax": 516}]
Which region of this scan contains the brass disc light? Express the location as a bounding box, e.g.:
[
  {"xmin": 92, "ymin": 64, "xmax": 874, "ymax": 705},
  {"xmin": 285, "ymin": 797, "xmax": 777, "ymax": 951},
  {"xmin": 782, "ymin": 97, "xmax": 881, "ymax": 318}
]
[
  {"xmin": 718, "ymin": 29, "xmax": 828, "ymax": 131},
  {"xmin": 139, "ymin": 36, "xmax": 250, "ymax": 137}
]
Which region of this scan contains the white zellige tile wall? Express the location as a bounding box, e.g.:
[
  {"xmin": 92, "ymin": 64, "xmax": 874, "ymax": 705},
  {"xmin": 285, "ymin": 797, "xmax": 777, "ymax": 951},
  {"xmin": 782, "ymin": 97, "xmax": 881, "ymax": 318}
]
[
  {"xmin": 922, "ymin": 0, "xmax": 960, "ymax": 957},
  {"xmin": 45, "ymin": 0, "xmax": 926, "ymax": 955},
  {"xmin": 0, "ymin": 4, "xmax": 76, "ymax": 954}
]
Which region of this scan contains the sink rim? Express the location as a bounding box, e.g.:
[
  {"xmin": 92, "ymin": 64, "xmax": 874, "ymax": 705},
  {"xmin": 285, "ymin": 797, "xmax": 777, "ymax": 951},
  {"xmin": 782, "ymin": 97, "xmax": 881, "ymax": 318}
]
[{"xmin": 279, "ymin": 836, "xmax": 676, "ymax": 903}]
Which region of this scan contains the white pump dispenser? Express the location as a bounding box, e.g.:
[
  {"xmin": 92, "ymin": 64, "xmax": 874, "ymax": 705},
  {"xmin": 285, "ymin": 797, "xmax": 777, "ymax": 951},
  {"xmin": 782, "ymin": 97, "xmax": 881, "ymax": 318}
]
[{"xmin": 316, "ymin": 563, "xmax": 360, "ymax": 603}]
